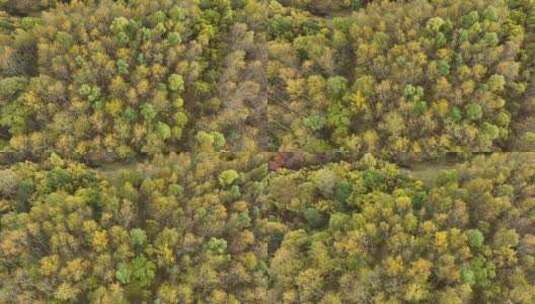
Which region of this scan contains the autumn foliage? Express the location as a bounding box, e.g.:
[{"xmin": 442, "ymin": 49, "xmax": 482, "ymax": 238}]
[{"xmin": 1, "ymin": 1, "xmax": 535, "ymax": 303}]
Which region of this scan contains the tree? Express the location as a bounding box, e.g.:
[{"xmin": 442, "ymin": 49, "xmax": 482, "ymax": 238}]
[
  {"xmin": 168, "ymin": 74, "xmax": 184, "ymax": 92},
  {"xmin": 467, "ymin": 229, "xmax": 484, "ymax": 249},
  {"xmin": 0, "ymin": 169, "xmax": 18, "ymax": 197},
  {"xmin": 218, "ymin": 170, "xmax": 239, "ymax": 187}
]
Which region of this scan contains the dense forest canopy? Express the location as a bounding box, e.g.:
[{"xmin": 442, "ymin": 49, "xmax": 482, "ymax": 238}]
[
  {"xmin": 0, "ymin": 1, "xmax": 534, "ymax": 303},
  {"xmin": 266, "ymin": 153, "xmax": 535, "ymax": 303},
  {"xmin": 268, "ymin": 0, "xmax": 535, "ymax": 154},
  {"xmin": 1, "ymin": 0, "xmax": 535, "ymax": 160},
  {"xmin": 1, "ymin": 0, "xmax": 267, "ymax": 163},
  {"xmin": 0, "ymin": 152, "xmax": 271, "ymax": 303},
  {"xmin": 1, "ymin": 152, "xmax": 534, "ymax": 303}
]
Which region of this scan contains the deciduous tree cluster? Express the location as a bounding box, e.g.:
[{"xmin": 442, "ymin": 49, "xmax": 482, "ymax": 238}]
[
  {"xmin": 0, "ymin": 152, "xmax": 271, "ymax": 303},
  {"xmin": 1, "ymin": 1, "xmax": 535, "ymax": 303},
  {"xmin": 265, "ymin": 153, "xmax": 535, "ymax": 303},
  {"xmin": 0, "ymin": 0, "xmax": 267, "ymax": 162},
  {"xmin": 1, "ymin": 152, "xmax": 533, "ymax": 303},
  {"xmin": 268, "ymin": 0, "xmax": 535, "ymax": 154}
]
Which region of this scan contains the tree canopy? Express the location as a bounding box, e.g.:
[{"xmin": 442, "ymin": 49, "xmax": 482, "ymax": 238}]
[
  {"xmin": 1, "ymin": 152, "xmax": 534, "ymax": 303},
  {"xmin": 1, "ymin": 1, "xmax": 535, "ymax": 303}
]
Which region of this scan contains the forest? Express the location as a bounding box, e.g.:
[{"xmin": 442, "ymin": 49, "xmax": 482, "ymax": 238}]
[
  {"xmin": 0, "ymin": 1, "xmax": 534, "ymax": 303},
  {"xmin": 0, "ymin": 152, "xmax": 533, "ymax": 303}
]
